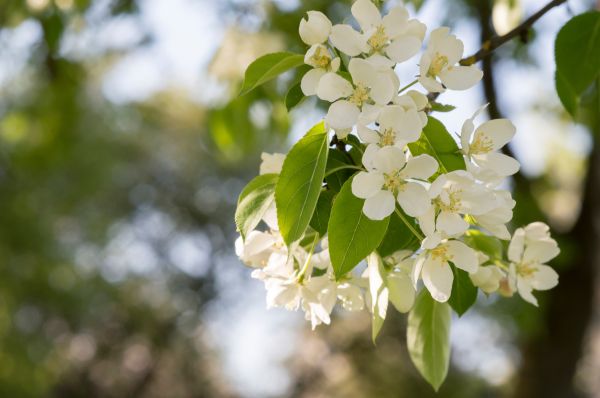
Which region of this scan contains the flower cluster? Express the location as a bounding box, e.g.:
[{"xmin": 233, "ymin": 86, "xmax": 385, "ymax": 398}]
[{"xmin": 235, "ymin": 0, "xmax": 560, "ymax": 333}]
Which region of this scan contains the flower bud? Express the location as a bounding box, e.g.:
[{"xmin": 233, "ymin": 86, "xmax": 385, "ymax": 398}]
[{"xmin": 299, "ymin": 11, "xmax": 332, "ymax": 45}]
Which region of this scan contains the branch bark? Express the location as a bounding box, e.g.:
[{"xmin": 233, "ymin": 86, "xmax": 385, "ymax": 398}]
[
  {"xmin": 460, "ymin": 0, "xmax": 568, "ymax": 66},
  {"xmin": 470, "ymin": 1, "xmax": 599, "ymax": 397}
]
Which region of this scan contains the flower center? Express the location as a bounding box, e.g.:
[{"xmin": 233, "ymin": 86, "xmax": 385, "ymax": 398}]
[
  {"xmin": 430, "ymin": 245, "xmax": 451, "ymax": 263},
  {"xmin": 383, "ymin": 171, "xmax": 403, "ymax": 193},
  {"xmin": 427, "ymin": 53, "xmax": 449, "ymax": 77},
  {"xmin": 469, "ymin": 132, "xmax": 494, "ymax": 155},
  {"xmin": 379, "ymin": 128, "xmax": 396, "ymax": 146},
  {"xmin": 348, "ymin": 83, "xmax": 370, "ymax": 106},
  {"xmin": 367, "ymin": 25, "xmax": 389, "ymax": 52},
  {"xmin": 307, "ymin": 45, "xmax": 332, "ymax": 69},
  {"xmin": 517, "ymin": 262, "xmax": 537, "ymax": 278},
  {"xmin": 434, "ymin": 189, "xmax": 462, "ymax": 212}
]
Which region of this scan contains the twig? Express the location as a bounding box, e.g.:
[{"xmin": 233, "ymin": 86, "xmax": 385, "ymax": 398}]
[{"xmin": 460, "ymin": 0, "xmax": 567, "ymax": 66}]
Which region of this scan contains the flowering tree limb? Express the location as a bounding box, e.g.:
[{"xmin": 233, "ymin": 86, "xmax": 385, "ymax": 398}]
[{"xmin": 460, "ymin": 0, "xmax": 568, "ymax": 66}]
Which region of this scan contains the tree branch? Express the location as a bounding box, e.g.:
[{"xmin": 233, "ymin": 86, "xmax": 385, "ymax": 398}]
[{"xmin": 460, "ymin": 0, "xmax": 567, "ymax": 66}]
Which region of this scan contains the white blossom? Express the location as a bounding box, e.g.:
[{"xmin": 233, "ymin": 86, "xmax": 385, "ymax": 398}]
[
  {"xmin": 330, "ymin": 0, "xmax": 425, "ymax": 63},
  {"xmin": 318, "ymin": 58, "xmax": 399, "ymax": 130},
  {"xmin": 412, "ymin": 239, "xmax": 478, "ymax": 302},
  {"xmin": 419, "ymin": 170, "xmax": 496, "ymax": 247},
  {"xmin": 299, "ymin": 11, "xmax": 332, "ymax": 45},
  {"xmin": 419, "ymin": 27, "xmax": 483, "ymax": 92},
  {"xmin": 357, "ymin": 104, "xmax": 423, "ymax": 151},
  {"xmin": 508, "ymin": 222, "xmax": 560, "ymax": 306},
  {"xmin": 352, "ymin": 146, "xmax": 438, "ymax": 220},
  {"xmin": 301, "ymin": 44, "xmax": 341, "ymax": 96},
  {"xmin": 461, "ymin": 107, "xmax": 520, "ymax": 178}
]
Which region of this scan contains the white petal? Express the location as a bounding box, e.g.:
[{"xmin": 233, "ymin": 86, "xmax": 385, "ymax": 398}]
[
  {"xmin": 530, "ymin": 265, "xmax": 559, "ymax": 291},
  {"xmin": 373, "ymin": 145, "xmax": 405, "ymax": 173},
  {"xmin": 523, "ymin": 240, "xmax": 560, "ymax": 264},
  {"xmin": 411, "ymin": 254, "xmax": 425, "ymax": 287},
  {"xmin": 422, "ymin": 256, "xmax": 453, "ymax": 302},
  {"xmin": 397, "ymin": 182, "xmax": 430, "ymax": 217},
  {"xmin": 508, "ymin": 228, "xmax": 525, "ymax": 263},
  {"xmin": 330, "ymin": 24, "xmax": 367, "ymax": 56},
  {"xmin": 446, "ymin": 240, "xmax": 478, "ymax": 273},
  {"xmin": 299, "ymin": 11, "xmax": 332, "ymax": 45},
  {"xmin": 348, "ymin": 57, "xmax": 376, "ymax": 86},
  {"xmin": 364, "ymin": 190, "xmax": 395, "ymax": 220},
  {"xmin": 427, "ymin": 27, "xmax": 451, "ymax": 49},
  {"xmin": 377, "ymin": 105, "xmax": 403, "ymax": 132},
  {"xmin": 351, "ymin": 0, "xmax": 382, "ymax": 31},
  {"xmin": 387, "ymin": 272, "xmax": 415, "ymax": 313},
  {"xmin": 396, "ymin": 109, "xmax": 424, "ymax": 143},
  {"xmin": 438, "ymin": 34, "xmax": 464, "ymax": 65},
  {"xmin": 372, "ymin": 71, "xmax": 398, "ymax": 105},
  {"xmin": 436, "ymin": 210, "xmax": 469, "ymax": 236},
  {"xmin": 317, "ymin": 72, "xmax": 353, "ymax": 102},
  {"xmin": 405, "ymin": 19, "xmax": 427, "ymax": 41},
  {"xmin": 382, "ymin": 6, "xmax": 409, "ymax": 37},
  {"xmin": 403, "ymin": 154, "xmax": 438, "ymax": 179},
  {"xmin": 361, "ymin": 143, "xmax": 379, "ymax": 170},
  {"xmin": 325, "ymin": 100, "xmax": 360, "ymax": 130},
  {"xmin": 406, "ymin": 90, "xmax": 428, "ymax": 110},
  {"xmin": 517, "ymin": 279, "xmax": 538, "ymax": 306},
  {"xmin": 357, "ymin": 124, "xmax": 380, "ymax": 144},
  {"xmin": 524, "ymin": 222, "xmax": 551, "ymax": 240},
  {"xmin": 352, "ymin": 171, "xmax": 384, "ymax": 199},
  {"xmin": 474, "ymin": 119, "xmax": 516, "ymax": 151},
  {"xmin": 473, "ymin": 152, "xmax": 520, "ymax": 176},
  {"xmin": 301, "ymin": 68, "xmax": 326, "ymax": 96},
  {"xmin": 418, "ymin": 205, "xmax": 436, "ymax": 238},
  {"xmin": 439, "ymin": 66, "xmax": 483, "ymax": 90},
  {"xmin": 386, "ymin": 35, "xmax": 422, "ymax": 63}
]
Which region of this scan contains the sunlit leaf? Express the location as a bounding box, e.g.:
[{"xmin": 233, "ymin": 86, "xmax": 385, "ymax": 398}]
[
  {"xmin": 448, "ymin": 266, "xmax": 477, "ymax": 316},
  {"xmin": 275, "ymin": 122, "xmax": 328, "ymax": 245},
  {"xmin": 555, "ymin": 12, "xmax": 600, "ymax": 119},
  {"xmin": 328, "ymin": 177, "xmax": 390, "ymax": 279},
  {"xmin": 407, "ymin": 290, "xmax": 451, "ymax": 392},
  {"xmin": 240, "ymin": 52, "xmax": 305, "ymax": 96}
]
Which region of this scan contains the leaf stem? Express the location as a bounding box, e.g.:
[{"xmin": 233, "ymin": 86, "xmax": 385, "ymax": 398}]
[
  {"xmin": 395, "ymin": 208, "xmax": 424, "ymax": 241},
  {"xmin": 399, "ymin": 79, "xmax": 419, "ymax": 94}
]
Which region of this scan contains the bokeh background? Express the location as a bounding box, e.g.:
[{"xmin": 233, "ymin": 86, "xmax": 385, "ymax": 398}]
[{"xmin": 1, "ymin": 0, "xmax": 599, "ymax": 397}]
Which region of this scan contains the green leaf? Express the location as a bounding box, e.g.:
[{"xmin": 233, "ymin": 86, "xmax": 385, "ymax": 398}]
[
  {"xmin": 235, "ymin": 173, "xmax": 278, "ymax": 240},
  {"xmin": 285, "ymin": 81, "xmax": 305, "ymax": 111},
  {"xmin": 407, "ymin": 290, "xmax": 451, "ymax": 392},
  {"xmin": 448, "ymin": 266, "xmax": 477, "ymax": 316},
  {"xmin": 429, "ymin": 102, "xmax": 456, "ymax": 113},
  {"xmin": 275, "ymin": 122, "xmax": 329, "ymax": 245},
  {"xmin": 328, "ymin": 177, "xmax": 390, "ymax": 279},
  {"xmin": 555, "ymin": 12, "xmax": 600, "ymax": 118},
  {"xmin": 240, "ymin": 52, "xmax": 305, "ymax": 96},
  {"xmin": 325, "ymin": 149, "xmax": 354, "ymax": 192},
  {"xmin": 378, "ymin": 209, "xmax": 420, "ymax": 257},
  {"xmin": 464, "ymin": 230, "xmax": 503, "ymax": 261},
  {"xmin": 408, "ymin": 116, "xmax": 465, "ymax": 177},
  {"xmin": 310, "ymin": 190, "xmax": 335, "ymax": 236}
]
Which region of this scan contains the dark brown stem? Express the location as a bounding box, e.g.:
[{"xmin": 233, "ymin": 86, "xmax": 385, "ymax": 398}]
[{"xmin": 460, "ymin": 0, "xmax": 567, "ymax": 66}]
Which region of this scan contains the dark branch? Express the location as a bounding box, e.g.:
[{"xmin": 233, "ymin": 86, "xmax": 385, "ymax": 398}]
[{"xmin": 460, "ymin": 0, "xmax": 567, "ymax": 66}]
